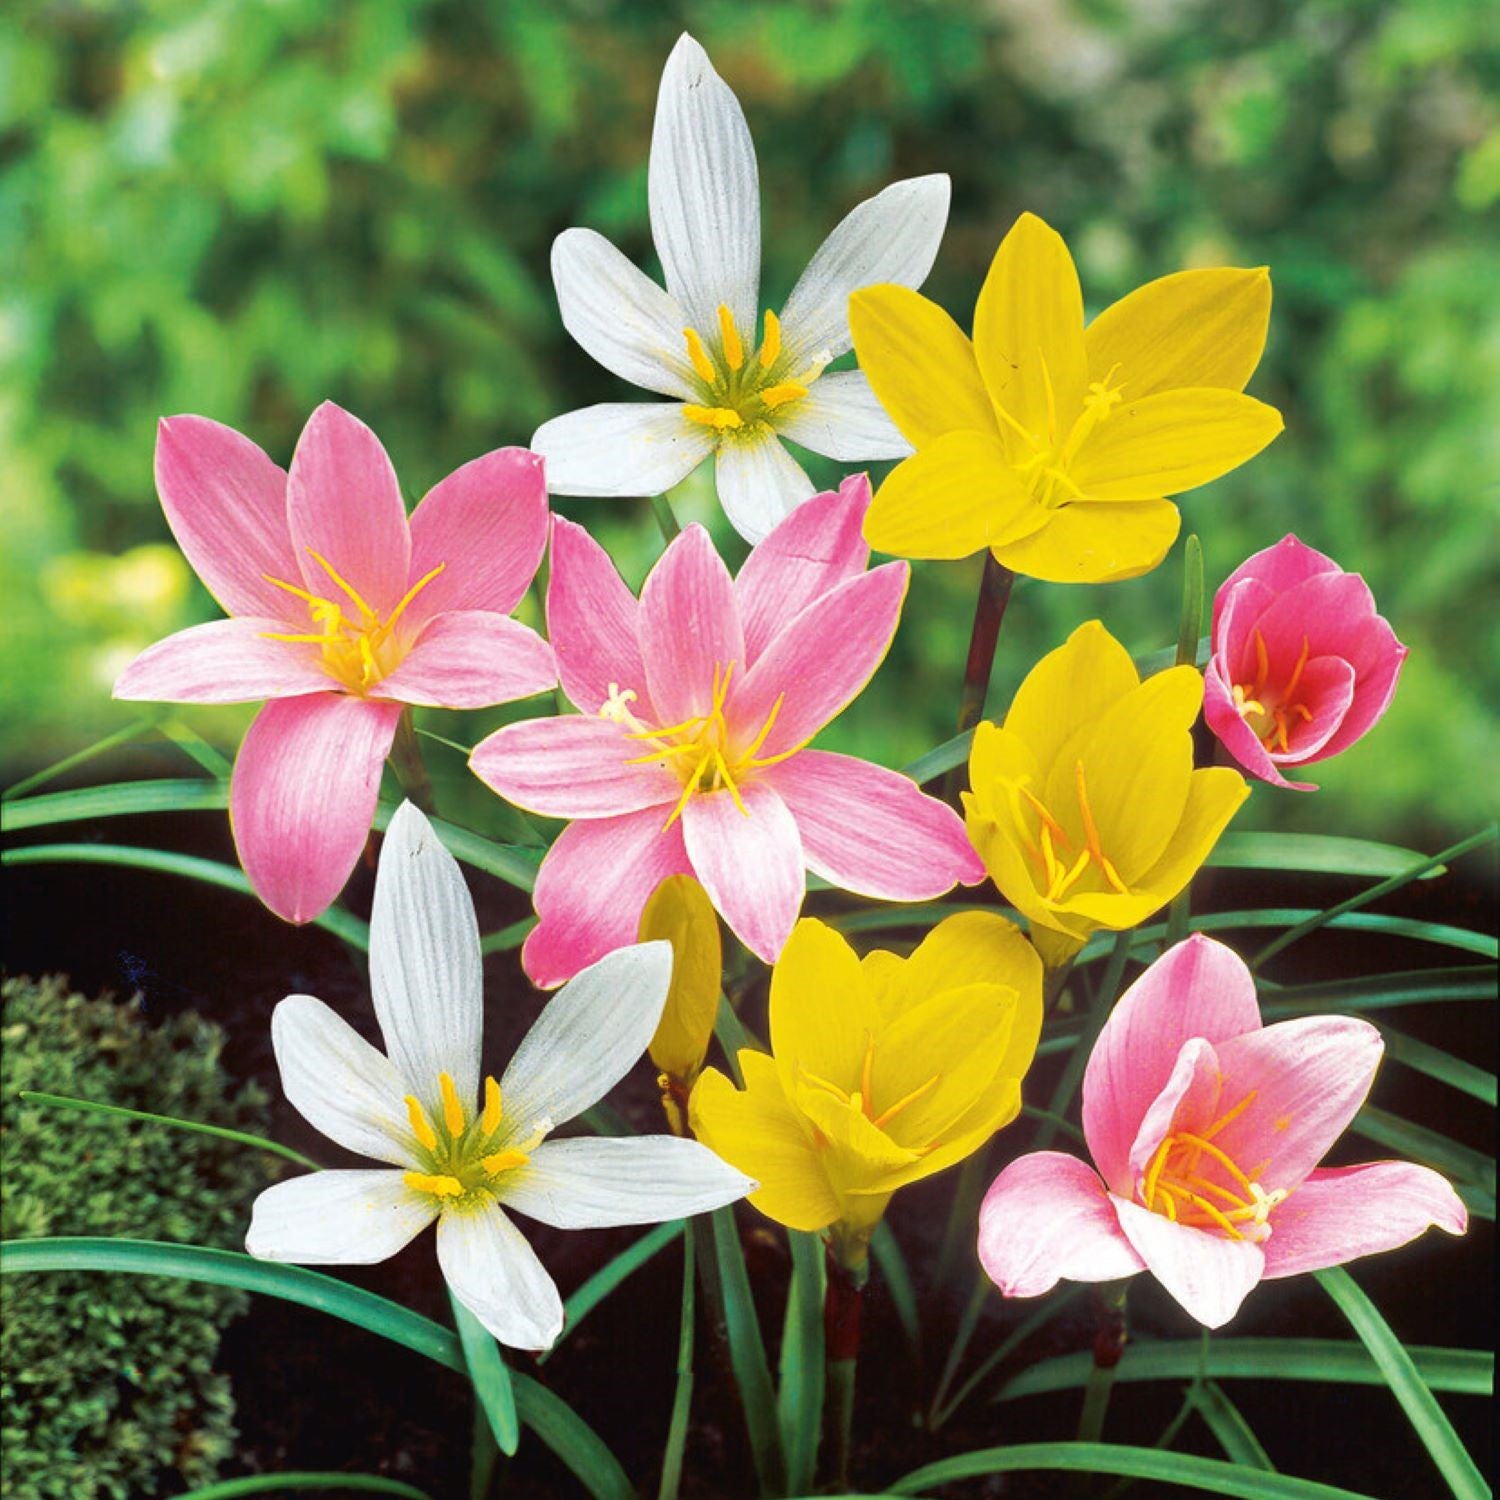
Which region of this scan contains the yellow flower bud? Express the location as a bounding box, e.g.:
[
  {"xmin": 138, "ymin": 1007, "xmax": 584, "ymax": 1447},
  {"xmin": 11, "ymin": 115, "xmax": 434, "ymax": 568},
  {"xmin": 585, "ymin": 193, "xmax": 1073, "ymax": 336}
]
[{"xmin": 639, "ymin": 874, "xmax": 722, "ymax": 1091}]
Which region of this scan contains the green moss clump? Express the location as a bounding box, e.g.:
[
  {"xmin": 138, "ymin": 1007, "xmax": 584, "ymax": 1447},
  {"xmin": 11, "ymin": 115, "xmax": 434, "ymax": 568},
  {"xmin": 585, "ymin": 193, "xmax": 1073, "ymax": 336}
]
[{"xmin": 1, "ymin": 975, "xmax": 279, "ymax": 1499}]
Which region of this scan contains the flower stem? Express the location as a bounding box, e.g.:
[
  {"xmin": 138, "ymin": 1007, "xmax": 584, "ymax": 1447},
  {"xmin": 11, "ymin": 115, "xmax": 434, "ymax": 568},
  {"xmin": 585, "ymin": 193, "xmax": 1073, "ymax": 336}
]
[
  {"xmin": 943, "ymin": 552, "xmax": 1016, "ymax": 801},
  {"xmin": 390, "ymin": 708, "xmax": 438, "ymax": 815},
  {"xmin": 824, "ymin": 1247, "xmax": 866, "ymax": 1490},
  {"xmin": 1166, "ymin": 535, "xmax": 1205, "ymax": 948},
  {"xmin": 1076, "ymin": 1279, "xmax": 1130, "ymax": 1445},
  {"xmin": 652, "ymin": 493, "xmax": 683, "ymax": 543}
]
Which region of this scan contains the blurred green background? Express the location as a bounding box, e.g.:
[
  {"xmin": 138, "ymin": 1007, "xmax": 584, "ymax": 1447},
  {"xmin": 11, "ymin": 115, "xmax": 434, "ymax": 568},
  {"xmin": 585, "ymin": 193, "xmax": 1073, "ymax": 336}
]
[{"xmin": 4, "ymin": 0, "xmax": 1497, "ymax": 849}]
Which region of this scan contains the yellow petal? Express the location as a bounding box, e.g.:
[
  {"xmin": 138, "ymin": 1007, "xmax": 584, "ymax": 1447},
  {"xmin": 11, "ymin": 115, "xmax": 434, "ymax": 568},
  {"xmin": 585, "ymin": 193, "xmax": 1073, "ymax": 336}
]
[
  {"xmin": 794, "ymin": 1081, "xmax": 921, "ymax": 1175},
  {"xmin": 848, "ymin": 284, "xmax": 998, "ymax": 447},
  {"xmin": 641, "ymin": 874, "xmax": 722, "ymax": 1081},
  {"xmin": 870, "ymin": 1076, "xmax": 1022, "ymax": 1193},
  {"xmin": 1134, "ymin": 766, "xmax": 1251, "ymax": 908},
  {"xmin": 1070, "ymin": 389, "xmax": 1283, "ymax": 503},
  {"xmin": 972, "ymin": 213, "xmax": 1088, "ymax": 451},
  {"xmin": 991, "ymin": 497, "xmax": 1181, "ymax": 584},
  {"xmin": 1029, "ymin": 923, "xmax": 1088, "ymax": 970},
  {"xmin": 1086, "ymin": 266, "xmax": 1273, "ymax": 397},
  {"xmin": 962, "ymin": 792, "xmax": 1068, "ymax": 937},
  {"xmin": 966, "ymin": 720, "xmax": 1042, "ymax": 825},
  {"xmin": 865, "ymin": 430, "xmax": 1046, "ymax": 560},
  {"xmin": 859, "ymin": 950, "xmax": 906, "ymax": 1026},
  {"xmin": 1004, "ymin": 620, "xmax": 1138, "ymax": 772},
  {"xmin": 898, "ymin": 910, "xmax": 1042, "ymax": 1018}
]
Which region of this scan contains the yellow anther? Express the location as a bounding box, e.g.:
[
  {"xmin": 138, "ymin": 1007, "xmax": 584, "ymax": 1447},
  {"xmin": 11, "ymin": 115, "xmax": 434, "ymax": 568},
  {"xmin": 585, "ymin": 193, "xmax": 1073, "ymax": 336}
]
[
  {"xmin": 683, "ymin": 326, "xmax": 717, "ymax": 383},
  {"xmin": 404, "ymin": 1171, "xmax": 464, "ymax": 1198},
  {"xmin": 683, "ymin": 404, "xmax": 744, "ymax": 431},
  {"xmin": 759, "ymin": 381, "xmax": 808, "ymax": 411},
  {"xmin": 482, "ymin": 1149, "xmax": 530, "ymax": 1176},
  {"xmin": 717, "ymin": 304, "xmax": 744, "ymax": 370},
  {"xmin": 481, "ymin": 1076, "xmax": 503, "ymax": 1137},
  {"xmin": 1018, "ymin": 784, "xmax": 1070, "ymax": 847},
  {"xmin": 404, "ymin": 1095, "xmax": 438, "ymax": 1152},
  {"xmin": 438, "ymin": 1071, "xmax": 466, "ymax": 1137},
  {"xmin": 758, "ymin": 308, "xmax": 782, "ymax": 369}
]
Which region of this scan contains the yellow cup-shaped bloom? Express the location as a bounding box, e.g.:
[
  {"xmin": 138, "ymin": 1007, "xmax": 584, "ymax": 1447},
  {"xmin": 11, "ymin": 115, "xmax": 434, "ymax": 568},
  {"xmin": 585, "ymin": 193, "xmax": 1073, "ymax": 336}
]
[
  {"xmin": 640, "ymin": 875, "xmax": 723, "ymax": 1094},
  {"xmin": 689, "ymin": 914, "xmax": 1042, "ymax": 1259},
  {"xmin": 964, "ymin": 621, "xmax": 1249, "ymax": 965},
  {"xmin": 849, "ymin": 212, "xmax": 1283, "ymax": 583}
]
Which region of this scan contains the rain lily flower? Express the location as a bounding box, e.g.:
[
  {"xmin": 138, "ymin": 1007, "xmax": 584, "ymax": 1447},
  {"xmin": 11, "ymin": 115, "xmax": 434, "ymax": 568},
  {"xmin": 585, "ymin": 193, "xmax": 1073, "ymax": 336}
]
[
  {"xmin": 471, "ymin": 474, "xmax": 984, "ymax": 985},
  {"xmin": 978, "ymin": 935, "xmax": 1467, "ymax": 1328},
  {"xmin": 691, "ymin": 913, "xmax": 1042, "ymax": 1267},
  {"xmin": 850, "ymin": 212, "xmax": 1283, "ymax": 582},
  {"xmin": 531, "ymin": 33, "xmax": 950, "ymax": 543},
  {"xmin": 1204, "ymin": 534, "xmax": 1408, "ymax": 790},
  {"xmin": 964, "ymin": 621, "xmax": 1248, "ymax": 967},
  {"xmin": 113, "ymin": 403, "xmax": 556, "ymax": 924},
  {"xmin": 246, "ymin": 802, "xmax": 753, "ymax": 1351}
]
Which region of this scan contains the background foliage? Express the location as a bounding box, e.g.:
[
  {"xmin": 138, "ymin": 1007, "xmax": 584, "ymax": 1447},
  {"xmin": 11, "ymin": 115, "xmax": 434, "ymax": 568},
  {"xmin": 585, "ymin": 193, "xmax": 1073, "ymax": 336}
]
[{"xmin": 3, "ymin": 0, "xmax": 1497, "ymax": 845}]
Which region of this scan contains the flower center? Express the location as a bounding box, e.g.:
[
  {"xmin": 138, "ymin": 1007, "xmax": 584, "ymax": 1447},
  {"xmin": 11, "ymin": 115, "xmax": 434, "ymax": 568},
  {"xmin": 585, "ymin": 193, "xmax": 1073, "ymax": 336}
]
[
  {"xmin": 1233, "ymin": 628, "xmax": 1314, "ymax": 754},
  {"xmin": 799, "ymin": 1031, "xmax": 942, "ymax": 1147},
  {"xmin": 994, "ymin": 359, "xmax": 1125, "ymax": 509},
  {"xmin": 261, "ymin": 551, "xmax": 445, "ymax": 695},
  {"xmin": 1138, "ymin": 1088, "xmax": 1288, "ymax": 1241},
  {"xmin": 400, "ymin": 1071, "xmax": 551, "ymax": 1208},
  {"xmin": 1011, "ymin": 759, "xmax": 1129, "ymax": 902},
  {"xmin": 679, "ymin": 305, "xmax": 830, "ymax": 435}
]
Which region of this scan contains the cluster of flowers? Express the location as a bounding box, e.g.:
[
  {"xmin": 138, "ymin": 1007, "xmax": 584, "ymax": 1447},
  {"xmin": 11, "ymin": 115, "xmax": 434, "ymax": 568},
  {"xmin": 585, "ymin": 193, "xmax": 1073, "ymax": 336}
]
[{"xmin": 115, "ymin": 35, "xmax": 1462, "ymax": 1349}]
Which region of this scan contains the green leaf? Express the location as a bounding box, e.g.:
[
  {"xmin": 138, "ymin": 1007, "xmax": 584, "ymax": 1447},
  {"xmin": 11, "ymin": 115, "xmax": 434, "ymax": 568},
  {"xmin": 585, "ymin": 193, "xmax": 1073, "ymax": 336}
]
[
  {"xmin": 1, "ymin": 716, "xmax": 160, "ymax": 802},
  {"xmin": 1377, "ymin": 1026, "xmax": 1497, "ymax": 1105},
  {"xmin": 1349, "ymin": 1106, "xmax": 1495, "ymax": 1210},
  {"xmin": 1260, "ymin": 966, "xmax": 1498, "ymax": 1016},
  {"xmin": 451, "ymin": 1291, "xmax": 519, "ymax": 1459},
  {"xmin": 1189, "ymin": 1380, "xmax": 1276, "ymax": 1470},
  {"xmin": 542, "ymin": 1220, "xmax": 683, "ymax": 1364},
  {"xmin": 1207, "ymin": 831, "xmax": 1458, "ymax": 881},
  {"xmin": 1175, "ymin": 534, "xmax": 1205, "ymax": 670},
  {"xmin": 176, "ymin": 1475, "xmax": 432, "ymax": 1499},
  {"xmin": 870, "ymin": 1220, "xmax": 921, "ymax": 1362},
  {"xmin": 1316, "ymin": 1266, "xmax": 1490, "ymax": 1500},
  {"xmin": 827, "ymin": 901, "xmax": 978, "ymax": 935},
  {"xmin": 480, "ymin": 915, "xmax": 538, "ymax": 954},
  {"xmin": 159, "ymin": 719, "xmax": 234, "ymax": 777},
  {"xmin": 1, "ymin": 777, "xmax": 228, "ymax": 829},
  {"xmin": 901, "ymin": 728, "xmax": 972, "ymax": 786},
  {"xmin": 778, "ymin": 1229, "xmax": 826, "ymax": 1494}
]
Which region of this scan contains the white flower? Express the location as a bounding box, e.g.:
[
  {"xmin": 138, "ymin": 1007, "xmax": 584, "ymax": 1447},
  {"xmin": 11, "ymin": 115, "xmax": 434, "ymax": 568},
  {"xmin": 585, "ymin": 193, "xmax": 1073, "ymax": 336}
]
[
  {"xmin": 245, "ymin": 800, "xmax": 754, "ymax": 1350},
  {"xmin": 532, "ymin": 32, "xmax": 951, "ymax": 543}
]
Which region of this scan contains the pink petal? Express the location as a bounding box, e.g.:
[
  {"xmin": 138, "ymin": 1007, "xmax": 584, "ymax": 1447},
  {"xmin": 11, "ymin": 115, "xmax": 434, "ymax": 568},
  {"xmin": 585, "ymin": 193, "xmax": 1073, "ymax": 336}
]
[
  {"xmin": 637, "ymin": 525, "xmax": 745, "ymax": 726},
  {"xmin": 734, "ymin": 474, "xmax": 872, "ymax": 666},
  {"xmin": 522, "ymin": 808, "xmax": 691, "ymax": 987},
  {"xmin": 376, "ymin": 612, "xmax": 555, "ymax": 709},
  {"xmin": 1126, "ymin": 1037, "xmax": 1223, "ymax": 1189},
  {"xmin": 547, "ymin": 515, "xmax": 651, "ymax": 717},
  {"xmin": 1082, "ymin": 935, "xmax": 1261, "ymax": 1195},
  {"xmin": 682, "ymin": 781, "xmax": 804, "ymax": 964},
  {"xmin": 153, "ymin": 415, "xmax": 299, "ymax": 620},
  {"xmin": 730, "ymin": 562, "xmax": 908, "ymax": 758},
  {"xmin": 470, "ymin": 714, "xmax": 679, "ymax": 819},
  {"xmin": 1312, "ymin": 617, "xmax": 1406, "ymax": 760},
  {"xmin": 286, "ymin": 402, "xmax": 411, "ymax": 616},
  {"xmin": 1211, "ymin": 534, "xmax": 1338, "ymax": 639},
  {"xmin": 1241, "ymin": 571, "xmax": 1376, "ymax": 679},
  {"xmin": 1203, "ymin": 661, "xmax": 1310, "ymax": 790},
  {"xmin": 406, "ymin": 447, "xmax": 549, "ymax": 622},
  {"xmin": 978, "ymin": 1151, "xmax": 1145, "ymax": 1298},
  {"xmin": 230, "ymin": 693, "xmax": 401, "ymax": 924},
  {"xmin": 1270, "ymin": 655, "xmax": 1355, "ymax": 763},
  {"xmin": 114, "ymin": 618, "xmax": 332, "ymax": 704},
  {"xmin": 1112, "ymin": 1194, "xmax": 1266, "ymax": 1328},
  {"xmin": 1209, "ymin": 1015, "xmax": 1384, "ymax": 1193},
  {"xmin": 1213, "ymin": 575, "xmax": 1277, "ymax": 687},
  {"xmin": 1260, "ymin": 1162, "xmax": 1468, "ymax": 1280},
  {"xmin": 764, "ymin": 749, "xmax": 984, "ymax": 900}
]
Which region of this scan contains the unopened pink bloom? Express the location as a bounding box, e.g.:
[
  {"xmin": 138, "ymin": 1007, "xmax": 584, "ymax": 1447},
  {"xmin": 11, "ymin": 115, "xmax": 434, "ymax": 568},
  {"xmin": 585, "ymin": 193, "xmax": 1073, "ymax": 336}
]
[
  {"xmin": 470, "ymin": 474, "xmax": 983, "ymax": 985},
  {"xmin": 978, "ymin": 934, "xmax": 1466, "ymax": 1328},
  {"xmin": 1204, "ymin": 534, "xmax": 1407, "ymax": 790},
  {"xmin": 115, "ymin": 402, "xmax": 555, "ymax": 923}
]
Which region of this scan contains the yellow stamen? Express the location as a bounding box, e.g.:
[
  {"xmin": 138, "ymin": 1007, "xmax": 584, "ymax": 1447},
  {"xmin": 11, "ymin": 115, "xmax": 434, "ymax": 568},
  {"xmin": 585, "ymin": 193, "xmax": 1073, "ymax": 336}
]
[
  {"xmin": 438, "ymin": 1071, "xmax": 465, "ymax": 1137},
  {"xmin": 683, "ymin": 404, "xmax": 744, "ymax": 431},
  {"xmin": 1284, "ymin": 634, "xmax": 1311, "ymax": 701},
  {"xmin": 758, "ymin": 308, "xmax": 782, "ymax": 369},
  {"xmin": 759, "ymin": 381, "xmax": 808, "ymax": 410},
  {"xmin": 739, "ymin": 694, "xmax": 785, "ymax": 764},
  {"xmin": 1157, "ymin": 1180, "xmax": 1245, "ymax": 1239},
  {"xmin": 306, "ymin": 549, "xmax": 377, "ymax": 620},
  {"xmin": 482, "ymin": 1149, "xmax": 530, "ymax": 1176},
  {"xmin": 683, "ymin": 327, "xmax": 716, "ymax": 383},
  {"xmin": 1142, "ymin": 1135, "xmax": 1174, "ymax": 1210},
  {"xmin": 860, "ymin": 1034, "xmax": 875, "ymax": 1113},
  {"xmin": 717, "ymin": 304, "xmax": 744, "ymax": 370},
  {"xmin": 480, "ymin": 1076, "xmax": 503, "ymax": 1137},
  {"xmin": 404, "ymin": 1171, "xmax": 463, "ymax": 1198},
  {"xmin": 1073, "ymin": 760, "xmax": 1128, "ymax": 894},
  {"xmin": 405, "ymin": 1095, "xmax": 438, "ymax": 1152},
  {"xmin": 1018, "ymin": 784, "xmax": 1070, "ymax": 847},
  {"xmin": 1252, "ymin": 628, "xmax": 1270, "ymax": 693},
  {"xmin": 263, "ymin": 574, "xmax": 326, "ymax": 608},
  {"xmin": 1202, "ymin": 1089, "xmax": 1257, "ymax": 1140},
  {"xmin": 870, "ymin": 1073, "xmax": 941, "ymax": 1129},
  {"xmin": 1170, "ymin": 1131, "xmax": 1255, "ymax": 1194},
  {"xmin": 381, "ymin": 562, "xmax": 446, "ymax": 636}
]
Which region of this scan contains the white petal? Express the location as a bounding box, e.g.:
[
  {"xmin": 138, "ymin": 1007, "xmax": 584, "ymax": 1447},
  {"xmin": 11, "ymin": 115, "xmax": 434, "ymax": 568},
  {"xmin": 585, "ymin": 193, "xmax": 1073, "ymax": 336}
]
[
  {"xmin": 649, "ymin": 33, "xmax": 760, "ymax": 336},
  {"xmin": 779, "ymin": 173, "xmax": 951, "ymax": 365},
  {"xmin": 531, "ymin": 403, "xmax": 715, "ymax": 498},
  {"xmin": 370, "ymin": 802, "xmax": 483, "ymax": 1119},
  {"xmin": 714, "ymin": 432, "xmax": 815, "ymax": 544},
  {"xmin": 501, "ymin": 940, "xmax": 673, "ymax": 1130},
  {"xmin": 246, "ymin": 1170, "xmax": 436, "ymax": 1264},
  {"xmin": 773, "ymin": 370, "xmax": 913, "ymax": 461},
  {"xmin": 501, "ymin": 1135, "xmax": 754, "ymax": 1229},
  {"xmin": 271, "ymin": 995, "xmax": 415, "ymax": 1166},
  {"xmin": 552, "ymin": 228, "xmax": 697, "ymax": 399},
  {"xmin": 437, "ymin": 1199, "xmax": 564, "ymax": 1352}
]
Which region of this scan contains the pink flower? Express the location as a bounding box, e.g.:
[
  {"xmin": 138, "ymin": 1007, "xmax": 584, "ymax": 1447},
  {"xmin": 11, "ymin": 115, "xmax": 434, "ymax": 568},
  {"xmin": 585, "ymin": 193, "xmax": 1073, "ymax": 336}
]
[
  {"xmin": 115, "ymin": 402, "xmax": 556, "ymax": 924},
  {"xmin": 470, "ymin": 474, "xmax": 984, "ymax": 985},
  {"xmin": 1204, "ymin": 534, "xmax": 1407, "ymax": 790},
  {"xmin": 977, "ymin": 934, "xmax": 1466, "ymax": 1328}
]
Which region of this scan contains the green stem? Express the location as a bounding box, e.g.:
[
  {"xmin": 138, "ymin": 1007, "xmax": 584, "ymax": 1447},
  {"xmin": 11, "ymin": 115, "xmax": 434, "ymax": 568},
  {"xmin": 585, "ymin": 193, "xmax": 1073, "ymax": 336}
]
[
  {"xmin": 1166, "ymin": 535, "xmax": 1205, "ymax": 949},
  {"xmin": 657, "ymin": 1229, "xmax": 696, "ymax": 1500},
  {"xmin": 390, "ymin": 708, "xmax": 438, "ymax": 815},
  {"xmin": 824, "ymin": 1250, "xmax": 866, "ymax": 1490},
  {"xmin": 1076, "ymin": 1280, "xmax": 1130, "ymax": 1446},
  {"xmin": 652, "ymin": 493, "xmax": 683, "ymax": 542},
  {"xmin": 942, "ymin": 552, "xmax": 1016, "ymax": 801},
  {"xmin": 932, "ymin": 1142, "xmax": 995, "ymax": 1291}
]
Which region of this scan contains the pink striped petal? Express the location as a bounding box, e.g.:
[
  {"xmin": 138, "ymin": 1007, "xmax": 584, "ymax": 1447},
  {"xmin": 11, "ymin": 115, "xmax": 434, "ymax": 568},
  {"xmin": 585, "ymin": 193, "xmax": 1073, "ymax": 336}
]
[
  {"xmin": 470, "ymin": 715, "xmax": 679, "ymax": 819},
  {"xmin": 230, "ymin": 693, "xmax": 401, "ymax": 924},
  {"xmin": 682, "ymin": 781, "xmax": 804, "ymax": 964},
  {"xmin": 764, "ymin": 750, "xmax": 983, "ymax": 900},
  {"xmin": 1126, "ymin": 1037, "xmax": 1222, "ymax": 1190},
  {"xmin": 1271, "ymin": 655, "xmax": 1355, "ymax": 762},
  {"xmin": 1112, "ymin": 1194, "xmax": 1265, "ymax": 1328},
  {"xmin": 547, "ymin": 516, "xmax": 651, "ymax": 716},
  {"xmin": 287, "ymin": 402, "xmax": 411, "ymax": 615},
  {"xmin": 978, "ymin": 1151, "xmax": 1145, "ymax": 1298},
  {"xmin": 1082, "ymin": 936, "xmax": 1261, "ymax": 1196},
  {"xmin": 734, "ymin": 474, "xmax": 873, "ymax": 665},
  {"xmin": 1260, "ymin": 1162, "xmax": 1468, "ymax": 1280},
  {"xmin": 1313, "ymin": 617, "xmax": 1406, "ymax": 760},
  {"xmin": 376, "ymin": 612, "xmax": 555, "ymax": 709},
  {"xmin": 730, "ymin": 562, "xmax": 908, "ymax": 758},
  {"xmin": 114, "ymin": 618, "xmax": 331, "ymax": 704},
  {"xmin": 522, "ymin": 808, "xmax": 691, "ymax": 987},
  {"xmin": 1214, "ymin": 576, "xmax": 1277, "ymax": 686},
  {"xmin": 638, "ymin": 525, "xmax": 745, "ymax": 726},
  {"xmin": 1241, "ymin": 571, "xmax": 1375, "ymax": 677},
  {"xmin": 406, "ymin": 447, "xmax": 549, "ymax": 622},
  {"xmin": 1211, "ymin": 534, "xmax": 1337, "ymax": 639},
  {"xmin": 1203, "ymin": 662, "xmax": 1310, "ymax": 790}
]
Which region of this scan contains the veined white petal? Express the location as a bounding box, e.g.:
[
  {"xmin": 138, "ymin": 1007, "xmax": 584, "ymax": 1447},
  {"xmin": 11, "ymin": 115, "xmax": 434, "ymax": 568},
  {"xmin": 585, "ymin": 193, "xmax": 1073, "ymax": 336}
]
[
  {"xmin": 501, "ymin": 940, "xmax": 673, "ymax": 1130},
  {"xmin": 370, "ymin": 802, "xmax": 483, "ymax": 1120},
  {"xmin": 649, "ymin": 33, "xmax": 760, "ymax": 337},
  {"xmin": 773, "ymin": 370, "xmax": 913, "ymax": 461},
  {"xmin": 436, "ymin": 1199, "xmax": 564, "ymax": 1352},
  {"xmin": 715, "ymin": 431, "xmax": 815, "ymax": 544},
  {"xmin": 552, "ymin": 228, "xmax": 698, "ymax": 400},
  {"xmin": 500, "ymin": 1135, "xmax": 754, "ymax": 1229},
  {"xmin": 271, "ymin": 995, "xmax": 416, "ymax": 1166},
  {"xmin": 531, "ymin": 403, "xmax": 715, "ymax": 498},
  {"xmin": 779, "ymin": 173, "xmax": 951, "ymax": 366},
  {"xmin": 246, "ymin": 1170, "xmax": 436, "ymax": 1264}
]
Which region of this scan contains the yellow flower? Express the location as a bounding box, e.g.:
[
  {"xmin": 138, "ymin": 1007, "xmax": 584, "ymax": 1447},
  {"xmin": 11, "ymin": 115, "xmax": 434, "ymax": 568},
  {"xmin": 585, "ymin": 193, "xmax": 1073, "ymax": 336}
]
[
  {"xmin": 964, "ymin": 621, "xmax": 1249, "ymax": 967},
  {"xmin": 688, "ymin": 913, "xmax": 1042, "ymax": 1265},
  {"xmin": 849, "ymin": 213, "xmax": 1283, "ymax": 583}
]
